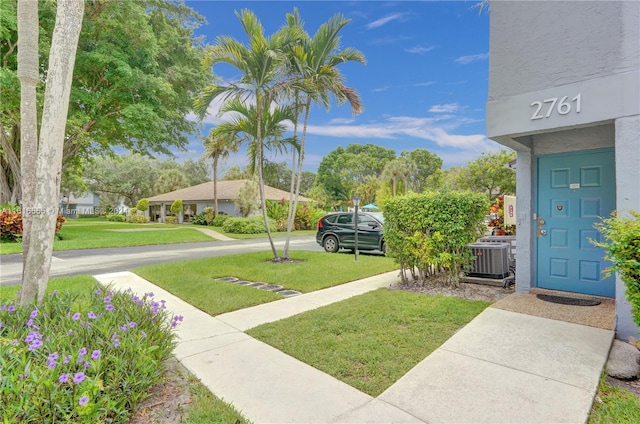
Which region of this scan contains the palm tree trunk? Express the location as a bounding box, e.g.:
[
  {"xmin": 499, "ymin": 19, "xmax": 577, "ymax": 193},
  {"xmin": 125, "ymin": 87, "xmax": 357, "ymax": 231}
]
[
  {"xmin": 283, "ymin": 93, "xmax": 305, "ymax": 259},
  {"xmin": 256, "ymin": 94, "xmax": 279, "ymax": 260},
  {"xmin": 213, "ymin": 155, "xmax": 219, "ymax": 217}
]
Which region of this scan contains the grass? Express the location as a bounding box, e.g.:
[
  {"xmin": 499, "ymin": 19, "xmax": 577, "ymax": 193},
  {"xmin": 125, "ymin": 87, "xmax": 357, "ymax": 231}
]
[
  {"xmin": 0, "ymin": 219, "xmax": 215, "ymax": 254},
  {"xmin": 247, "ymin": 288, "xmax": 490, "ymax": 396},
  {"xmin": 133, "ymin": 251, "xmax": 397, "ymax": 316},
  {"xmin": 211, "ymin": 227, "xmax": 316, "ymax": 239},
  {"xmin": 0, "ymin": 274, "xmax": 98, "ymax": 300},
  {"xmin": 589, "ymin": 375, "xmax": 640, "ymax": 423},
  {"xmin": 183, "ymin": 375, "xmax": 251, "ymax": 423}
]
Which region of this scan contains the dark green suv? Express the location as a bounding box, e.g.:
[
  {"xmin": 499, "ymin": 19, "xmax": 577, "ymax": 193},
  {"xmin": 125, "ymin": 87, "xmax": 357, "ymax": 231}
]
[{"xmin": 315, "ymin": 212, "xmax": 386, "ymax": 254}]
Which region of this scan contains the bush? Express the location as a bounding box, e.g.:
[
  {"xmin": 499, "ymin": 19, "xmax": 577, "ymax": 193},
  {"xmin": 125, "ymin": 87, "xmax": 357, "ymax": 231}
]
[
  {"xmin": 164, "ymin": 216, "xmax": 178, "ymax": 224},
  {"xmin": 170, "ymin": 199, "xmax": 182, "ymax": 215},
  {"xmin": 191, "ymin": 212, "xmax": 207, "ymax": 226},
  {"xmin": 222, "ymin": 216, "xmax": 277, "ymax": 234},
  {"xmin": 127, "ymin": 215, "xmax": 150, "ymax": 224},
  {"xmin": 106, "ymin": 214, "xmax": 126, "ymax": 222},
  {"xmin": 128, "ymin": 207, "xmax": 138, "ymax": 216},
  {"xmin": 0, "ymin": 210, "xmax": 66, "ymax": 242},
  {"xmin": 136, "ymin": 198, "xmax": 149, "ymax": 212},
  {"xmin": 384, "ymin": 191, "xmax": 489, "ymax": 286},
  {"xmin": 0, "ymin": 284, "xmax": 182, "ymax": 423},
  {"xmin": 204, "ymin": 207, "xmax": 215, "ymax": 225},
  {"xmin": 594, "ymin": 211, "xmax": 640, "ymax": 328},
  {"xmin": 211, "ymin": 212, "xmax": 228, "ymax": 227}
]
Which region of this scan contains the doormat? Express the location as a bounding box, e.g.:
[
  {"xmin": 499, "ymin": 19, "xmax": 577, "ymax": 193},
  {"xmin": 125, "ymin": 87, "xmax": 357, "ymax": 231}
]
[{"xmin": 536, "ymin": 293, "xmax": 601, "ymax": 306}]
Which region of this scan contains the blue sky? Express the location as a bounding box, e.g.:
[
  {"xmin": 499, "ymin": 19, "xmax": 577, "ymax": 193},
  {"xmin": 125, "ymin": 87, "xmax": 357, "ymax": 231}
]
[{"xmin": 183, "ymin": 0, "xmax": 499, "ymax": 173}]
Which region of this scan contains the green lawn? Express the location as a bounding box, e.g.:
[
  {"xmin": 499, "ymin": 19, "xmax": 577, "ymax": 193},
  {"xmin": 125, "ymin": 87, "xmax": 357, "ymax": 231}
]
[
  {"xmin": 0, "ymin": 219, "xmax": 216, "ymax": 254},
  {"xmin": 589, "ymin": 375, "xmax": 640, "ymax": 423},
  {"xmin": 212, "ymin": 227, "xmax": 316, "ymax": 239},
  {"xmin": 248, "ymin": 288, "xmax": 490, "ymax": 396},
  {"xmin": 0, "ymin": 275, "xmax": 98, "ymax": 301},
  {"xmin": 133, "ymin": 251, "xmax": 397, "ymax": 316}
]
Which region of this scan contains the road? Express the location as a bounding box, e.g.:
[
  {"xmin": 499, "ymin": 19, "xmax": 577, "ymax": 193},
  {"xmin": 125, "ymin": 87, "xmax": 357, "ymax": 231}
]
[{"xmin": 0, "ymin": 236, "xmax": 321, "ymax": 286}]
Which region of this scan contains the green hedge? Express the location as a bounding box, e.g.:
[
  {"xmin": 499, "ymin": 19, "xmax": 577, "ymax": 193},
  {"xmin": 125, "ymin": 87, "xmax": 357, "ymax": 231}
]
[
  {"xmin": 222, "ymin": 216, "xmax": 277, "ymax": 234},
  {"xmin": 594, "ymin": 211, "xmax": 640, "ymax": 328},
  {"xmin": 383, "ymin": 191, "xmax": 489, "ymax": 286},
  {"xmin": 127, "ymin": 215, "xmax": 150, "ymax": 224},
  {"xmin": 164, "ymin": 216, "xmax": 178, "ymax": 224},
  {"xmin": 106, "ymin": 214, "xmax": 126, "ymax": 222}
]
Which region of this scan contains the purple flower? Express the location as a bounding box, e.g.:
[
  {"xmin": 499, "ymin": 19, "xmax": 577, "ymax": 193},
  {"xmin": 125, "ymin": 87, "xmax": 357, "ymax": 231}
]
[
  {"xmin": 7, "ymin": 305, "xmax": 15, "ymax": 312},
  {"xmin": 95, "ymin": 288, "xmax": 102, "ymax": 295},
  {"xmin": 59, "ymin": 373, "xmax": 69, "ymax": 383},
  {"xmin": 128, "ymin": 321, "xmax": 137, "ymax": 328},
  {"xmin": 30, "ymin": 309, "xmax": 38, "ymax": 319},
  {"xmin": 47, "ymin": 361, "xmax": 56, "ymax": 369},
  {"xmin": 78, "ymin": 396, "xmax": 89, "ymax": 406},
  {"xmin": 105, "ymin": 304, "xmax": 114, "ymax": 312},
  {"xmin": 68, "ymin": 329, "xmax": 74, "ymax": 335},
  {"xmin": 72, "ymin": 312, "xmax": 81, "ymax": 321},
  {"xmin": 78, "ymin": 347, "xmax": 87, "ymax": 357},
  {"xmin": 104, "ymin": 296, "xmax": 112, "ymax": 304},
  {"xmin": 140, "ymin": 331, "xmax": 147, "ymax": 337},
  {"xmin": 83, "ymin": 362, "xmax": 90, "ymax": 369},
  {"xmin": 113, "ymin": 338, "xmax": 120, "ymax": 348},
  {"xmin": 73, "ymin": 372, "xmax": 85, "ymax": 384},
  {"xmin": 53, "ymin": 289, "xmax": 59, "ymax": 295},
  {"xmin": 87, "ymin": 311, "xmax": 97, "ymax": 319},
  {"xmin": 48, "ymin": 352, "xmax": 59, "ymax": 361},
  {"xmin": 145, "ymin": 292, "xmax": 154, "ymax": 298},
  {"xmin": 91, "ymin": 350, "xmax": 101, "ymax": 360},
  {"xmin": 0, "ymin": 305, "xmax": 5, "ymax": 311},
  {"xmin": 63, "ymin": 355, "xmax": 71, "ymax": 364},
  {"xmin": 26, "ymin": 319, "xmax": 34, "ymax": 327},
  {"xmin": 28, "ymin": 340, "xmax": 43, "ymax": 352}
]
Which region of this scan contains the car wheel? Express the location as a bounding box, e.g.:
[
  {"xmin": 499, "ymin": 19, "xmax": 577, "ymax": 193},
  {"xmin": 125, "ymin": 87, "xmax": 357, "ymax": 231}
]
[
  {"xmin": 381, "ymin": 241, "xmax": 387, "ymax": 255},
  {"xmin": 323, "ymin": 235, "xmax": 339, "ymax": 253}
]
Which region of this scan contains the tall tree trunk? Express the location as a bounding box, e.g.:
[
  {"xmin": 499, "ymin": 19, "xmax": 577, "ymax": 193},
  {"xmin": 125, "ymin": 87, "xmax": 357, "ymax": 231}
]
[
  {"xmin": 213, "ymin": 155, "xmax": 219, "ymax": 217},
  {"xmin": 256, "ymin": 95, "xmax": 279, "ymax": 261},
  {"xmin": 17, "ymin": 0, "xmax": 39, "ymax": 271},
  {"xmin": 21, "ymin": 0, "xmax": 84, "ymax": 306},
  {"xmin": 283, "ymin": 96, "xmax": 311, "ymax": 259}
]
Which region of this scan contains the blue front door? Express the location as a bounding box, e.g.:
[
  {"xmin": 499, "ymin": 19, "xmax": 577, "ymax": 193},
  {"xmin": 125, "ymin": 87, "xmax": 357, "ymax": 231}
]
[{"xmin": 535, "ymin": 149, "xmax": 616, "ymax": 297}]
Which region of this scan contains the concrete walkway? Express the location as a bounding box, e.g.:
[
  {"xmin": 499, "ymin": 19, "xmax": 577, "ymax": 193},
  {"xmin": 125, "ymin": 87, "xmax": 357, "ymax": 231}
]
[
  {"xmin": 190, "ymin": 226, "xmax": 235, "ymax": 241},
  {"xmin": 93, "ymin": 271, "xmax": 614, "ymax": 424}
]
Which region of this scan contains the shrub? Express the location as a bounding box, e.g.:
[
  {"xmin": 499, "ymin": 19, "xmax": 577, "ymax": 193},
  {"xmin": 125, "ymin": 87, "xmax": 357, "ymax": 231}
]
[
  {"xmin": 211, "ymin": 212, "xmax": 228, "ymax": 227},
  {"xmin": 106, "ymin": 214, "xmax": 126, "ymax": 222},
  {"xmin": 384, "ymin": 191, "xmax": 489, "ymax": 286},
  {"xmin": 128, "ymin": 215, "xmax": 150, "ymax": 224},
  {"xmin": 136, "ymin": 198, "xmax": 149, "ymax": 212},
  {"xmin": 222, "ymin": 216, "xmax": 277, "ymax": 234},
  {"xmin": 164, "ymin": 216, "xmax": 178, "ymax": 224},
  {"xmin": 593, "ymin": 211, "xmax": 640, "ymax": 328},
  {"xmin": 0, "ymin": 211, "xmax": 66, "ymax": 242},
  {"xmin": 170, "ymin": 199, "xmax": 183, "ymax": 215},
  {"xmin": 204, "ymin": 207, "xmax": 215, "ymax": 225},
  {"xmin": 128, "ymin": 207, "xmax": 138, "ymax": 216},
  {"xmin": 191, "ymin": 212, "xmax": 207, "ymax": 226},
  {"xmin": 0, "ymin": 284, "xmax": 182, "ymax": 423}
]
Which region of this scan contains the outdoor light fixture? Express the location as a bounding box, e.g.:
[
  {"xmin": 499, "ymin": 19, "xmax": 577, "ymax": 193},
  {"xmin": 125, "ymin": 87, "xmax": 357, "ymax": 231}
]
[{"xmin": 352, "ymin": 195, "xmax": 361, "ymax": 261}]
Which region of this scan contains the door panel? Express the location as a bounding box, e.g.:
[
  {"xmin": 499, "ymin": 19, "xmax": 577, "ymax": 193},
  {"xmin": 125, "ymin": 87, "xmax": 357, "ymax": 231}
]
[{"xmin": 536, "ymin": 149, "xmax": 615, "ymax": 297}]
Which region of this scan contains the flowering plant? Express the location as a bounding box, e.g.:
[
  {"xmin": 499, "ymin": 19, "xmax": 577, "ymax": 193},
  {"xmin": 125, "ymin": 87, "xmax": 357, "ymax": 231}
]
[
  {"xmin": 488, "ymin": 196, "xmax": 504, "ymax": 230},
  {"xmin": 0, "ymin": 283, "xmax": 182, "ymax": 422}
]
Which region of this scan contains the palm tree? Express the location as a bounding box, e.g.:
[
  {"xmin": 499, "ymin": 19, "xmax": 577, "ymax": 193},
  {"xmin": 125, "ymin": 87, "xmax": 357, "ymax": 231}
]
[
  {"xmin": 281, "ymin": 9, "xmax": 366, "ymax": 258},
  {"xmin": 399, "ymin": 157, "xmax": 418, "ymax": 194},
  {"xmin": 193, "ymin": 9, "xmax": 304, "ymax": 261},
  {"xmin": 204, "ymin": 128, "xmax": 238, "ymax": 217},
  {"xmin": 382, "ymin": 159, "xmax": 404, "ymax": 196}
]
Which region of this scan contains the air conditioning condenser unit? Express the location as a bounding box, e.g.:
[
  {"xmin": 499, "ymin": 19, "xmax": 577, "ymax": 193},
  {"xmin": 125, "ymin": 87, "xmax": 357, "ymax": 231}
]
[{"xmin": 467, "ymin": 243, "xmax": 510, "ymax": 279}]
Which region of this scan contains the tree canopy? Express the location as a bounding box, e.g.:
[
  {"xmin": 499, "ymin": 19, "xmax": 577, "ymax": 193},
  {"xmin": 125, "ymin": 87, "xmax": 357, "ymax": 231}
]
[{"xmin": 0, "ymin": 0, "xmax": 212, "ymax": 203}]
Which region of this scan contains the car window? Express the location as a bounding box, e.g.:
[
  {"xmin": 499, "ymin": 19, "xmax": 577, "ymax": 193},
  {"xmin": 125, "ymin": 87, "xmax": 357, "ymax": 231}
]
[
  {"xmin": 358, "ymin": 215, "xmax": 378, "ymax": 225},
  {"xmin": 336, "ymin": 214, "xmax": 352, "ymax": 225},
  {"xmin": 324, "ymin": 214, "xmax": 338, "ymax": 224}
]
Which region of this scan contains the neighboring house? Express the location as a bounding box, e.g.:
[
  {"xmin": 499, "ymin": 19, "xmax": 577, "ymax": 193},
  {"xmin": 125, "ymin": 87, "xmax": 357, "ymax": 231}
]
[
  {"xmin": 486, "ymin": 1, "xmax": 639, "ymax": 339},
  {"xmin": 147, "ymin": 179, "xmax": 314, "ymax": 222},
  {"xmin": 59, "ymin": 191, "xmax": 100, "ymax": 218}
]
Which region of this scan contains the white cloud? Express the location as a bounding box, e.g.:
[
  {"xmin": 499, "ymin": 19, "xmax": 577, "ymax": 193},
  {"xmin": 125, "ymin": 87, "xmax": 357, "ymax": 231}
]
[
  {"xmin": 404, "ymin": 45, "xmax": 435, "ymax": 54},
  {"xmin": 372, "ymin": 81, "xmax": 435, "ymax": 93},
  {"xmin": 366, "ymin": 13, "xmax": 404, "ymax": 29},
  {"xmin": 429, "ymin": 103, "xmax": 461, "ymax": 113},
  {"xmin": 329, "ymin": 118, "xmax": 355, "ymax": 125},
  {"xmin": 454, "ymin": 53, "xmax": 489, "ymax": 64}
]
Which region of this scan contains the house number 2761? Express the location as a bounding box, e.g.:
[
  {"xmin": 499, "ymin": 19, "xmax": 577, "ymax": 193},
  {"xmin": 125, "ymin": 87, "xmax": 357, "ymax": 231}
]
[{"xmin": 530, "ymin": 93, "xmax": 581, "ymax": 120}]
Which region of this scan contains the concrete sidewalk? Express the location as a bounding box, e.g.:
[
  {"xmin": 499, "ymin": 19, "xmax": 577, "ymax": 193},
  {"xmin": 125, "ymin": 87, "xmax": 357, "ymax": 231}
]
[{"xmin": 93, "ymin": 271, "xmax": 613, "ymax": 424}]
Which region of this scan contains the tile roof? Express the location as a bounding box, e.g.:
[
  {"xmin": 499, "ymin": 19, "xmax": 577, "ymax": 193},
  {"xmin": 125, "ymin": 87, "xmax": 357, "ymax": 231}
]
[{"xmin": 147, "ymin": 179, "xmax": 313, "ymax": 203}]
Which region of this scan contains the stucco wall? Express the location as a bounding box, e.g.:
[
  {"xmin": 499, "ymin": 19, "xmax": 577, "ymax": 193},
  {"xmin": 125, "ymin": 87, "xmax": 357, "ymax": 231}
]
[
  {"xmin": 488, "ymin": 1, "xmax": 639, "ymax": 100},
  {"xmin": 532, "ymin": 124, "xmax": 614, "ymax": 155}
]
